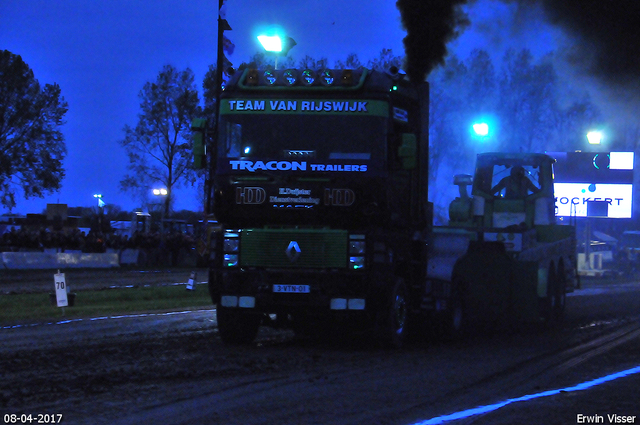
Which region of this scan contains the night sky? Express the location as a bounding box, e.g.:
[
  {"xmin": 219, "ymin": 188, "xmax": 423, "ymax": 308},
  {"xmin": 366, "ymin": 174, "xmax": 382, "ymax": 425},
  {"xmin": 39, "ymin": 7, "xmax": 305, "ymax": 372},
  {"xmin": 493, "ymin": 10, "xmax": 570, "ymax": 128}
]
[{"xmin": 1, "ymin": 0, "xmax": 619, "ymax": 216}]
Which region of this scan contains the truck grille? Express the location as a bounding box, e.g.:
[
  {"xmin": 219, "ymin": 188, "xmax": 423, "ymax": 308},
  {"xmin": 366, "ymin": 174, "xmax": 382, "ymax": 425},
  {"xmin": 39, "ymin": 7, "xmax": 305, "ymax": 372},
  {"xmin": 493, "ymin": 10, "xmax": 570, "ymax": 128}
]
[{"xmin": 240, "ymin": 229, "xmax": 348, "ymax": 269}]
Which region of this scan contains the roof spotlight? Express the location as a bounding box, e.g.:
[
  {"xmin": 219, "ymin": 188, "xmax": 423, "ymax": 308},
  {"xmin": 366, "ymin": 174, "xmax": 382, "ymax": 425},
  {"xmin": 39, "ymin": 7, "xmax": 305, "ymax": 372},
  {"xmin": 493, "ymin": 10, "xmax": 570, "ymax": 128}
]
[
  {"xmin": 341, "ymin": 70, "xmax": 353, "ymax": 85},
  {"xmin": 246, "ymin": 69, "xmax": 259, "ymax": 85},
  {"xmin": 319, "ymin": 69, "xmax": 335, "ymax": 86},
  {"xmin": 263, "ymin": 70, "xmax": 277, "ymax": 85},
  {"xmin": 301, "ymin": 69, "xmax": 316, "ymax": 86},
  {"xmin": 282, "ymin": 69, "xmax": 297, "ymax": 86}
]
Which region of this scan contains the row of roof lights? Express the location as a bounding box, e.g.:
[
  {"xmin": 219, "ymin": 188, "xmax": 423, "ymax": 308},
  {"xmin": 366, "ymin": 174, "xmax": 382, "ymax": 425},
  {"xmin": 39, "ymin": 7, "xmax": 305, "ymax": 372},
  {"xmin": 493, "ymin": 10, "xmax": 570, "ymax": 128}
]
[{"xmin": 245, "ymin": 69, "xmax": 358, "ymax": 87}]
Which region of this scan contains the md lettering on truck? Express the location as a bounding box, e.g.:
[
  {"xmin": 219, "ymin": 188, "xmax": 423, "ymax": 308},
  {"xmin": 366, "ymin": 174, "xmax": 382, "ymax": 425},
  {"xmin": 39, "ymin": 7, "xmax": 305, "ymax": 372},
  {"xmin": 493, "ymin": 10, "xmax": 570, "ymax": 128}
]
[
  {"xmin": 325, "ymin": 189, "xmax": 356, "ymax": 206},
  {"xmin": 236, "ymin": 187, "xmax": 266, "ymax": 204},
  {"xmin": 229, "ymin": 160, "xmax": 367, "ymax": 173},
  {"xmin": 227, "ymin": 100, "xmax": 368, "ymax": 113}
]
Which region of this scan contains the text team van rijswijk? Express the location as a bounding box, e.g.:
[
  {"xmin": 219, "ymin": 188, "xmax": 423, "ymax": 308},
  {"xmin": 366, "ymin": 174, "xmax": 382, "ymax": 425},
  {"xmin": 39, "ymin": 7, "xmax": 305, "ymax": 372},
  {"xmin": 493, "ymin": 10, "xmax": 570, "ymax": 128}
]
[{"xmin": 227, "ymin": 100, "xmax": 370, "ymax": 112}]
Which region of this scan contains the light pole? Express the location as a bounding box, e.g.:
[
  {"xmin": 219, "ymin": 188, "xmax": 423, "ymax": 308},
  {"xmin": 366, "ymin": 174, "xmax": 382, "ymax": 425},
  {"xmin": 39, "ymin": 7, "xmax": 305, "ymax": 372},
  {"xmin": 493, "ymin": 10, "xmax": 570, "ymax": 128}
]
[
  {"xmin": 583, "ymin": 130, "xmax": 603, "ymax": 270},
  {"xmin": 93, "ymin": 194, "xmax": 104, "ymax": 231},
  {"xmin": 153, "ymin": 188, "xmax": 168, "ymax": 233},
  {"xmin": 93, "ymin": 193, "xmax": 104, "ymax": 205},
  {"xmin": 257, "ymin": 34, "xmax": 296, "ymax": 69},
  {"xmin": 210, "ymin": 0, "xmax": 231, "ymax": 216}
]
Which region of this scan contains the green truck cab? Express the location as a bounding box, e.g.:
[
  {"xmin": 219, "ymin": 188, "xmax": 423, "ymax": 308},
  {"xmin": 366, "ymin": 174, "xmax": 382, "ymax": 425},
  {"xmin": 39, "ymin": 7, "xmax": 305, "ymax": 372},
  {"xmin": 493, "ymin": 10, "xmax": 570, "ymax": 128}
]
[{"xmin": 196, "ymin": 68, "xmax": 431, "ymax": 345}]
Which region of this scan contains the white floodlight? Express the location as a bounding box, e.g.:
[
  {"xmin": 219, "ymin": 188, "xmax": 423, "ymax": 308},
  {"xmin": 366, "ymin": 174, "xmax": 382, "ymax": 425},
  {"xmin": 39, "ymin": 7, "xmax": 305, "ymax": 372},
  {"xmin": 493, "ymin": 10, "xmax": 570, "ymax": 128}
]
[
  {"xmin": 257, "ymin": 35, "xmax": 282, "ymax": 53},
  {"xmin": 473, "ymin": 123, "xmax": 489, "ymax": 137},
  {"xmin": 587, "ymin": 131, "xmax": 603, "ymax": 145}
]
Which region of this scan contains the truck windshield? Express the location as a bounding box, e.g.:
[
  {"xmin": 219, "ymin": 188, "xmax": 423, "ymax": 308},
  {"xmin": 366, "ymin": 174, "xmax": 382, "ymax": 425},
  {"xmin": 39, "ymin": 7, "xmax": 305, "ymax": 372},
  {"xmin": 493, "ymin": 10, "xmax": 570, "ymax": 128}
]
[
  {"xmin": 475, "ymin": 163, "xmax": 543, "ymax": 197},
  {"xmin": 218, "ymin": 114, "xmax": 386, "ymax": 168}
]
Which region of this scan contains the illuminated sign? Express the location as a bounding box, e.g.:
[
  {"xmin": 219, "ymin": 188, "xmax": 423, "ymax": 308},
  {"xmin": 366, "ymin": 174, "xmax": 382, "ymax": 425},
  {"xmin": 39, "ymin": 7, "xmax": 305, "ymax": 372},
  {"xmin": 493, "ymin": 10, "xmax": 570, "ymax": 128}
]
[
  {"xmin": 228, "ymin": 160, "xmax": 367, "ymax": 173},
  {"xmin": 554, "ymin": 183, "xmax": 632, "ymax": 218},
  {"xmin": 549, "ymin": 152, "xmax": 634, "ymax": 218},
  {"xmin": 228, "ymin": 100, "xmax": 368, "ymax": 112},
  {"xmin": 550, "ymin": 152, "xmax": 633, "ymax": 184},
  {"xmin": 221, "ymin": 99, "xmax": 388, "ymax": 116}
]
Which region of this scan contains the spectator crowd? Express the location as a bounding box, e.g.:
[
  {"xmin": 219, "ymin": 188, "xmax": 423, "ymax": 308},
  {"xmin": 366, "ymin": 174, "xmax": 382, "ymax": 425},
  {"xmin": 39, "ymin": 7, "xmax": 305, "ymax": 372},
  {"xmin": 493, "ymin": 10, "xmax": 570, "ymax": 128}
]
[{"xmin": 0, "ymin": 226, "xmax": 196, "ymax": 255}]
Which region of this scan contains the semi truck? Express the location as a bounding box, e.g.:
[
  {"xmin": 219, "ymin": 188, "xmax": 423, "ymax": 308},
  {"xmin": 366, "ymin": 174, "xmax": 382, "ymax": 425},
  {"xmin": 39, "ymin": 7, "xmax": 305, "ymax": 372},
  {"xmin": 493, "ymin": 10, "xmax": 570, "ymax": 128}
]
[{"xmin": 192, "ymin": 67, "xmax": 577, "ymax": 346}]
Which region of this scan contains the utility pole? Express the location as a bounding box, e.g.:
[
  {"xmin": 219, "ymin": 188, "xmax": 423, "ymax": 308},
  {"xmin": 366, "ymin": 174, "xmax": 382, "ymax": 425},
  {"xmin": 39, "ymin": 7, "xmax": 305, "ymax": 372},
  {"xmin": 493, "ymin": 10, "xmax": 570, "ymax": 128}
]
[{"xmin": 206, "ymin": 0, "xmax": 230, "ymax": 215}]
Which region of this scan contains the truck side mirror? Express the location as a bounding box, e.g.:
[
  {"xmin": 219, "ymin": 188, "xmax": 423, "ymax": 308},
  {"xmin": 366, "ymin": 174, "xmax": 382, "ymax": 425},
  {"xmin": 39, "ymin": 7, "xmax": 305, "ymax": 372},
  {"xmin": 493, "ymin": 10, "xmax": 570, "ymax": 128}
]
[
  {"xmin": 398, "ymin": 133, "xmax": 417, "ymax": 170},
  {"xmin": 191, "ymin": 118, "xmax": 207, "ymax": 170}
]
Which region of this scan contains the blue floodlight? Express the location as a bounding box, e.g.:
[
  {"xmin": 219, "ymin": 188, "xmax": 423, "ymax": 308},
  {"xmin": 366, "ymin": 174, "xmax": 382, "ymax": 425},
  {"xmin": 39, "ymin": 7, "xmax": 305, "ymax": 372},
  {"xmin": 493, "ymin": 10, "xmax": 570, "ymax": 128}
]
[
  {"xmin": 257, "ymin": 34, "xmax": 296, "ymax": 56},
  {"xmin": 473, "ymin": 123, "xmax": 489, "ymax": 137},
  {"xmin": 257, "ymin": 35, "xmax": 282, "ymax": 52}
]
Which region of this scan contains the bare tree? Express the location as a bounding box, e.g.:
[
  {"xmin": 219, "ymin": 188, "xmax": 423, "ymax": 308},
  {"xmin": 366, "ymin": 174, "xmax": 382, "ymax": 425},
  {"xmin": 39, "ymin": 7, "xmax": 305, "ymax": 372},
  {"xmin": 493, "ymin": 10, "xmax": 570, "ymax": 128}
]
[
  {"xmin": 334, "ymin": 53, "xmax": 364, "ymax": 70},
  {"xmin": 119, "ymin": 65, "xmax": 200, "ymax": 216}
]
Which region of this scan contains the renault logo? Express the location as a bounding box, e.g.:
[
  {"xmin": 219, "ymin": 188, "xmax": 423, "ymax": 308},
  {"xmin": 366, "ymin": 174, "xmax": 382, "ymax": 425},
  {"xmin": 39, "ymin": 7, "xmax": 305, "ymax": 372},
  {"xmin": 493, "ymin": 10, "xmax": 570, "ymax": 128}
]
[{"xmin": 286, "ymin": 241, "xmax": 301, "ymax": 262}]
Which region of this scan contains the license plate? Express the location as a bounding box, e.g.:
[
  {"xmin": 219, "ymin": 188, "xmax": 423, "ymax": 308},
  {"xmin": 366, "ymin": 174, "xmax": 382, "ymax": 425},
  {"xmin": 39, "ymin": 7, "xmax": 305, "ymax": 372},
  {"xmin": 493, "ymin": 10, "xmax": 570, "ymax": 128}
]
[{"xmin": 273, "ymin": 284, "xmax": 310, "ymax": 293}]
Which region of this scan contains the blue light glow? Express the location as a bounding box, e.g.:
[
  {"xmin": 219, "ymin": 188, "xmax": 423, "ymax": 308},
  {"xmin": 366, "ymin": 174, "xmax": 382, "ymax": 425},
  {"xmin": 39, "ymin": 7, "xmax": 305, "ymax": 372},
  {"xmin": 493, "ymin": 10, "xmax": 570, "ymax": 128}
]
[
  {"xmin": 283, "ymin": 70, "xmax": 296, "ymax": 85},
  {"xmin": 473, "ymin": 123, "xmax": 489, "ymax": 136},
  {"xmin": 412, "ymin": 365, "xmax": 640, "ymax": 425},
  {"xmin": 257, "ymin": 35, "xmax": 282, "ymax": 52},
  {"xmin": 302, "ymin": 69, "xmax": 315, "ymax": 85},
  {"xmin": 264, "ymin": 70, "xmax": 276, "ymax": 85},
  {"xmin": 320, "ymin": 70, "xmax": 335, "ymax": 85}
]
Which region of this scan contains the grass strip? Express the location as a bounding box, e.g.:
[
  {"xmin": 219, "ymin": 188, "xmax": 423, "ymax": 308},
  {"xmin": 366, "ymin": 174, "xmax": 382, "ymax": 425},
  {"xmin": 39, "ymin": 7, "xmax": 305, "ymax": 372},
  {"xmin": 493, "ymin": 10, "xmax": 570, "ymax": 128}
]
[{"xmin": 0, "ymin": 284, "xmax": 212, "ymax": 325}]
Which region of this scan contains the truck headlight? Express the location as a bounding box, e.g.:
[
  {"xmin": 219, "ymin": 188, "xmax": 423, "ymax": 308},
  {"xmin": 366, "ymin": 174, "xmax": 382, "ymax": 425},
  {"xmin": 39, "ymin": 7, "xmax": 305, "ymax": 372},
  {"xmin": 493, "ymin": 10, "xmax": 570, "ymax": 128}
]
[
  {"xmin": 349, "ymin": 234, "xmax": 365, "ymax": 270},
  {"xmin": 223, "ymin": 231, "xmax": 240, "ymax": 267},
  {"xmin": 224, "ymin": 254, "xmax": 239, "ymax": 267},
  {"xmin": 350, "ymin": 256, "xmax": 365, "ymax": 270}
]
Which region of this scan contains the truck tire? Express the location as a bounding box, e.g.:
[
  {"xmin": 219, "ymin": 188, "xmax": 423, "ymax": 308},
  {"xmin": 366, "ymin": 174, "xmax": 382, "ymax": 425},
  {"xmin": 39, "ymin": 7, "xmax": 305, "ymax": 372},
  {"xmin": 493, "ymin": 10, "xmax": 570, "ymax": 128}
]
[
  {"xmin": 216, "ymin": 306, "xmax": 261, "ymax": 344},
  {"xmin": 379, "ymin": 279, "xmax": 408, "ymax": 348}
]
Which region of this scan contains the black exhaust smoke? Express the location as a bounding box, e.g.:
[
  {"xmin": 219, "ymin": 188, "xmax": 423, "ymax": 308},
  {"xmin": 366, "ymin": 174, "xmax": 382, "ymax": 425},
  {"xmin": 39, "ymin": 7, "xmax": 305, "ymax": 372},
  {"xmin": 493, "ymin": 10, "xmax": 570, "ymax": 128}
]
[
  {"xmin": 397, "ymin": 0, "xmax": 640, "ymax": 85},
  {"xmin": 396, "ymin": 0, "xmax": 470, "ymax": 83},
  {"xmin": 534, "ymin": 0, "xmax": 640, "ymax": 84}
]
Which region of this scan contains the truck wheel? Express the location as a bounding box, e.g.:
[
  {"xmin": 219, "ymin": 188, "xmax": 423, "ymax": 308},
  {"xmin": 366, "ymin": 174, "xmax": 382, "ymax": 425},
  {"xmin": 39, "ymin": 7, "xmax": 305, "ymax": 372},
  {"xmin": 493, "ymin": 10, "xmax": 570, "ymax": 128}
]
[
  {"xmin": 216, "ymin": 306, "xmax": 261, "ymax": 344},
  {"xmin": 379, "ymin": 279, "xmax": 408, "ymax": 348}
]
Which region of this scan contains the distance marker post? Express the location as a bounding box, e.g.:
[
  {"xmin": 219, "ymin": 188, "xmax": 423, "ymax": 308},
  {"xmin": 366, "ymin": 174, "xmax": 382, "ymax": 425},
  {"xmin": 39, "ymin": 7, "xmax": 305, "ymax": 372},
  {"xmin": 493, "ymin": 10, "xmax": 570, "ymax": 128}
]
[
  {"xmin": 54, "ymin": 270, "xmax": 68, "ymax": 315},
  {"xmin": 186, "ymin": 271, "xmax": 197, "ymax": 291}
]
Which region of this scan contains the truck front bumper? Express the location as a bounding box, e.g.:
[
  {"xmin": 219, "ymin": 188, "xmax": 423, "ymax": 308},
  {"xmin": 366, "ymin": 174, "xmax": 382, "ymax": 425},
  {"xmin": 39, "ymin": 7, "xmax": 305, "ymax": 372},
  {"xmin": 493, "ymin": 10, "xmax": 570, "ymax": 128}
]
[{"xmin": 211, "ymin": 268, "xmax": 373, "ymax": 314}]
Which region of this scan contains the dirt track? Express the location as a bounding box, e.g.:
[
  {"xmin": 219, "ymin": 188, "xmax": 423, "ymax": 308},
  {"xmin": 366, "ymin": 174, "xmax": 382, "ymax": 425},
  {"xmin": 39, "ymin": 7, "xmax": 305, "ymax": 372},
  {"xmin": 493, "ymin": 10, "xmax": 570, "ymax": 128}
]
[{"xmin": 1, "ymin": 275, "xmax": 639, "ymax": 425}]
